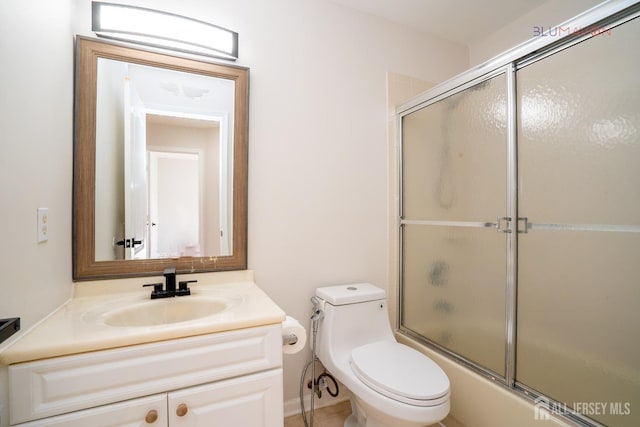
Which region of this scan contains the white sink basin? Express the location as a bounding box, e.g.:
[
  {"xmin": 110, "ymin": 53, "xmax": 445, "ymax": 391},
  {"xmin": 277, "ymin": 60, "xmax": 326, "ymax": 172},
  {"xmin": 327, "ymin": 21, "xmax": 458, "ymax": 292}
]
[{"xmin": 103, "ymin": 297, "xmax": 229, "ymax": 327}]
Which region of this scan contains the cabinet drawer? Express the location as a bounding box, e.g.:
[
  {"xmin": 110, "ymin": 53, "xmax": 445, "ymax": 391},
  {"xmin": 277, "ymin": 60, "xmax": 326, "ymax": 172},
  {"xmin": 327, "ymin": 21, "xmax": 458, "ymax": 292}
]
[
  {"xmin": 9, "ymin": 324, "xmax": 282, "ymax": 424},
  {"xmin": 13, "ymin": 394, "xmax": 167, "ymax": 427}
]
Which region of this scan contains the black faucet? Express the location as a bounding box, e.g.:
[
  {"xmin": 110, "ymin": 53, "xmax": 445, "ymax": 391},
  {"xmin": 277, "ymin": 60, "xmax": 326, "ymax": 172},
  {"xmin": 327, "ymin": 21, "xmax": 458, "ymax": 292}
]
[
  {"xmin": 143, "ymin": 267, "xmax": 197, "ymax": 299},
  {"xmin": 164, "ymin": 267, "xmax": 177, "ymax": 294}
]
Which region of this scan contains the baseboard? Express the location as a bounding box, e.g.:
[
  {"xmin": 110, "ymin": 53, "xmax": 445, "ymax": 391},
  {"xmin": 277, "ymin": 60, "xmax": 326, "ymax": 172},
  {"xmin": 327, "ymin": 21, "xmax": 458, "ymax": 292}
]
[{"xmin": 284, "ymin": 392, "xmax": 350, "ymax": 418}]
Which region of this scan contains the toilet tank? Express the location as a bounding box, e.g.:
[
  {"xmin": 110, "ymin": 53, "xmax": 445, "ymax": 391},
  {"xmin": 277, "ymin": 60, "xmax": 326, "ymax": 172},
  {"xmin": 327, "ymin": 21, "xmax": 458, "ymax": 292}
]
[
  {"xmin": 315, "ymin": 284, "xmax": 396, "ymax": 363},
  {"xmin": 316, "ymin": 283, "xmax": 386, "ymax": 305}
]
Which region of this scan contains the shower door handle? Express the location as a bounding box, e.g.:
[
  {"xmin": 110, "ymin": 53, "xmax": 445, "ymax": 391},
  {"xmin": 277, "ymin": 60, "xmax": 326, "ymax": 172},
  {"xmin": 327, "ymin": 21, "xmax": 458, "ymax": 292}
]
[
  {"xmin": 517, "ymin": 217, "xmax": 529, "ymax": 233},
  {"xmin": 495, "ymin": 216, "xmax": 512, "ymax": 233}
]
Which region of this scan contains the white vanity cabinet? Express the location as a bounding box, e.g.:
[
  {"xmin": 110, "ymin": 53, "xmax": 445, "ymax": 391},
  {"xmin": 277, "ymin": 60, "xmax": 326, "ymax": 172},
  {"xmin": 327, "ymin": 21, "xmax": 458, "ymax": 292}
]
[{"xmin": 8, "ymin": 324, "xmax": 283, "ymax": 427}]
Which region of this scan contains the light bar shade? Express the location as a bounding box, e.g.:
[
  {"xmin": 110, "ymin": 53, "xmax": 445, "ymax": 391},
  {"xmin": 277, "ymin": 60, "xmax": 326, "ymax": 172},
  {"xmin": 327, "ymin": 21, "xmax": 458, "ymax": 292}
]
[{"xmin": 92, "ymin": 2, "xmax": 238, "ymax": 61}]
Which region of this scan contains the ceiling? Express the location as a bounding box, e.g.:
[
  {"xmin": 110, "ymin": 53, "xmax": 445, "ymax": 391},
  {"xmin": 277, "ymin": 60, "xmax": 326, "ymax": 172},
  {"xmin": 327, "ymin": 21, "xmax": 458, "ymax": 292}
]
[{"xmin": 328, "ymin": 0, "xmax": 550, "ymax": 45}]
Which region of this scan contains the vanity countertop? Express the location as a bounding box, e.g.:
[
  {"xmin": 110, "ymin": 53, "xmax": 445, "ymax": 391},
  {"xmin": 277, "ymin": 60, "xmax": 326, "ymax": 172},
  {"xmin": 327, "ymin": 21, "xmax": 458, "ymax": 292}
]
[{"xmin": 0, "ymin": 271, "xmax": 286, "ymax": 365}]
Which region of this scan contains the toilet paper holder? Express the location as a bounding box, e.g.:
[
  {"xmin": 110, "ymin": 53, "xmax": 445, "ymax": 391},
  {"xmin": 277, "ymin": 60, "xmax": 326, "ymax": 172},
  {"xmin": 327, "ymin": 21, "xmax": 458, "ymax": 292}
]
[
  {"xmin": 282, "ymin": 315, "xmax": 306, "ymax": 354},
  {"xmin": 283, "ymin": 333, "xmax": 298, "ymax": 346}
]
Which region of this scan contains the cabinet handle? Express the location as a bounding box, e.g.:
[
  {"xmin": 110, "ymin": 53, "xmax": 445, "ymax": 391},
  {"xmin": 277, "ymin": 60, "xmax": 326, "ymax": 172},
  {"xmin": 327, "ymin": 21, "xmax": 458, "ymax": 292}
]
[
  {"xmin": 145, "ymin": 410, "xmax": 158, "ymax": 423},
  {"xmin": 176, "ymin": 403, "xmax": 189, "ymax": 417}
]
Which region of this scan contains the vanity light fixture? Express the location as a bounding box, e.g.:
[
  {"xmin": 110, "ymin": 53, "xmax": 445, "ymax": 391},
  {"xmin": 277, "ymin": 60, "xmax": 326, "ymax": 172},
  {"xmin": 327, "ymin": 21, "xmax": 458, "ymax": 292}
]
[{"xmin": 91, "ymin": 2, "xmax": 238, "ymax": 61}]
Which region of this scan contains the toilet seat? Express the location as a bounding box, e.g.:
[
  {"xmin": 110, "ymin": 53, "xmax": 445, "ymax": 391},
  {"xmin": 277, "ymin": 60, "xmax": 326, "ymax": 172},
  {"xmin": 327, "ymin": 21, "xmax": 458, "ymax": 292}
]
[{"xmin": 350, "ymin": 341, "xmax": 450, "ymax": 407}]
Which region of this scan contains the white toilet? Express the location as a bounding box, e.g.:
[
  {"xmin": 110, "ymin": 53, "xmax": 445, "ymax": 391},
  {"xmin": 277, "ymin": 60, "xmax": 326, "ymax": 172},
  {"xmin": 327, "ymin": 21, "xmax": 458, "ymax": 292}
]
[{"xmin": 314, "ymin": 283, "xmax": 450, "ymax": 427}]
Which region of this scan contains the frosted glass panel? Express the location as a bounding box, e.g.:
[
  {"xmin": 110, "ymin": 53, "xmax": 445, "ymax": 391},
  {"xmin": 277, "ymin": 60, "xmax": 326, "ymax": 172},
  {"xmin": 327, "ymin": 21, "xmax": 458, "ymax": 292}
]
[
  {"xmin": 518, "ymin": 17, "xmax": 640, "ymax": 226},
  {"xmin": 401, "ymin": 73, "xmax": 509, "ymax": 377},
  {"xmin": 402, "ymin": 75, "xmax": 507, "ymax": 221},
  {"xmin": 402, "ymin": 224, "xmax": 506, "ymax": 376},
  {"xmin": 517, "ymin": 232, "xmax": 640, "ymax": 427},
  {"xmin": 517, "ymin": 16, "xmax": 640, "ymax": 427}
]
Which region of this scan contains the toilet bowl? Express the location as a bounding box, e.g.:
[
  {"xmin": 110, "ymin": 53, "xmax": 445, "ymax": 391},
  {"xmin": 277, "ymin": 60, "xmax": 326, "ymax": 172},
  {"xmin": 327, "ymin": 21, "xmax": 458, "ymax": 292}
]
[{"xmin": 314, "ymin": 283, "xmax": 450, "ymax": 427}]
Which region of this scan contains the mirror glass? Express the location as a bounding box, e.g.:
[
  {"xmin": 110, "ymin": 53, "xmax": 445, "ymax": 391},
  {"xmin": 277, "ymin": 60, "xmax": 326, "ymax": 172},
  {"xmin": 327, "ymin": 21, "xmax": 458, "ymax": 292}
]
[{"xmin": 74, "ymin": 37, "xmax": 248, "ymax": 280}]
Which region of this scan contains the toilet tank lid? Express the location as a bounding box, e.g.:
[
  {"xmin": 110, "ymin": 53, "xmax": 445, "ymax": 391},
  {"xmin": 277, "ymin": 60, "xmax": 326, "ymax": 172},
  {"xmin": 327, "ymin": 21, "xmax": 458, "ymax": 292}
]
[{"xmin": 316, "ymin": 283, "xmax": 386, "ymax": 305}]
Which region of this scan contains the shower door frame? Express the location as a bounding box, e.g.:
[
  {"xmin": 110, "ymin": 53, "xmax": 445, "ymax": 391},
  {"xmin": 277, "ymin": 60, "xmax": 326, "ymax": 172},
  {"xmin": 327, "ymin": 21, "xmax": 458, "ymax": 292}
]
[{"xmin": 396, "ymin": 1, "xmax": 640, "ymax": 426}]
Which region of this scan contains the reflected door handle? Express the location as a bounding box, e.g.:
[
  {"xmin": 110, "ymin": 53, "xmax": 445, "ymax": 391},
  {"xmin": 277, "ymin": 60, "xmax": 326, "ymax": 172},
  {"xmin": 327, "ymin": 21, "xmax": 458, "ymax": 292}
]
[
  {"xmin": 116, "ymin": 238, "xmax": 143, "ymax": 248},
  {"xmin": 116, "ymin": 239, "xmax": 131, "ymax": 247}
]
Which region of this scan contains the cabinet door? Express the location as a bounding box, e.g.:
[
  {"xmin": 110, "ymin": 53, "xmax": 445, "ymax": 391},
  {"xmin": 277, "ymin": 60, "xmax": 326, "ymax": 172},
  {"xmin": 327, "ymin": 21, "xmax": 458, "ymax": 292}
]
[
  {"xmin": 13, "ymin": 394, "xmax": 168, "ymax": 427},
  {"xmin": 168, "ymin": 368, "xmax": 283, "ymax": 427}
]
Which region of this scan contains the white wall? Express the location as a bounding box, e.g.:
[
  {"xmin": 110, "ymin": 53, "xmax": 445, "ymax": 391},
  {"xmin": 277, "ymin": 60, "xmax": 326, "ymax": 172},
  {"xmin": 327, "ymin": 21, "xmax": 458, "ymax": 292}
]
[
  {"xmin": 0, "ymin": 0, "xmax": 75, "ymax": 340},
  {"xmin": 0, "ymin": 0, "xmax": 75, "ymax": 424},
  {"xmin": 0, "ymin": 0, "xmax": 468, "ymax": 423},
  {"xmin": 468, "ymin": 0, "xmax": 602, "ymax": 67},
  {"xmin": 227, "ymin": 0, "xmax": 468, "ymax": 408}
]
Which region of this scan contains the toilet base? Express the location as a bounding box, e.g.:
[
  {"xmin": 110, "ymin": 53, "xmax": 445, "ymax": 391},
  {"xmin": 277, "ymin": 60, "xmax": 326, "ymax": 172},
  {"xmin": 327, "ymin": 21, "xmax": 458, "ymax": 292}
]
[
  {"xmin": 344, "ymin": 414, "xmax": 358, "ymax": 427},
  {"xmin": 344, "ymin": 399, "xmax": 402, "ymax": 427},
  {"xmin": 342, "ymin": 395, "xmax": 447, "ymax": 427}
]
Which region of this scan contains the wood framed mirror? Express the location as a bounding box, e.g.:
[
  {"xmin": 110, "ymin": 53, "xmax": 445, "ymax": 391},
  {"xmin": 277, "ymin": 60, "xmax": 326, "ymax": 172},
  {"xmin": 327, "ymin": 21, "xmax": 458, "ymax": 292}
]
[{"xmin": 73, "ymin": 36, "xmax": 248, "ymax": 280}]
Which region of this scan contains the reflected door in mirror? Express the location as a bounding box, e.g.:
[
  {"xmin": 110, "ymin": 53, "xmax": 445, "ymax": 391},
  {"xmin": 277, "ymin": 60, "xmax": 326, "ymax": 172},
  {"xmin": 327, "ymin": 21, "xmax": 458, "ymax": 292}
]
[{"xmin": 95, "ymin": 57, "xmax": 234, "ymax": 261}]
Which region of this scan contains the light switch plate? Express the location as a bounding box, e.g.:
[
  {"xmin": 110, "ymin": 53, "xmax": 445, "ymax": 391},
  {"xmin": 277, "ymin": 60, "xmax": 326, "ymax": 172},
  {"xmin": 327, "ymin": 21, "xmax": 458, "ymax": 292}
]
[{"xmin": 37, "ymin": 208, "xmax": 49, "ymax": 243}]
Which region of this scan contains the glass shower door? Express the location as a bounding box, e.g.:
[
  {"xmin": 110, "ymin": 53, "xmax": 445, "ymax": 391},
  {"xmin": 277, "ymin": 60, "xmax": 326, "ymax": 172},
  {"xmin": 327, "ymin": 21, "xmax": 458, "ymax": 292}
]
[
  {"xmin": 516, "ymin": 16, "xmax": 640, "ymax": 427},
  {"xmin": 401, "ymin": 74, "xmax": 509, "ymax": 377}
]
